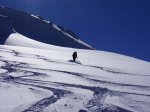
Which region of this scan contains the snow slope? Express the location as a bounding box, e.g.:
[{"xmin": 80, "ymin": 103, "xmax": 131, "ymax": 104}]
[
  {"xmin": 0, "ymin": 32, "xmax": 150, "ymax": 112},
  {"xmin": 1, "ymin": 6, "xmax": 150, "ymax": 112}
]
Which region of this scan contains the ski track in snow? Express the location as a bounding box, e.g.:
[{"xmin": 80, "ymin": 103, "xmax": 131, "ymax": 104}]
[{"xmin": 0, "ymin": 46, "xmax": 150, "ymax": 112}]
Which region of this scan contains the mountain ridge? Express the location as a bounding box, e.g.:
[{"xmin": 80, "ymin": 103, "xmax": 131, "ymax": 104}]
[{"xmin": 0, "ymin": 6, "xmax": 93, "ymax": 49}]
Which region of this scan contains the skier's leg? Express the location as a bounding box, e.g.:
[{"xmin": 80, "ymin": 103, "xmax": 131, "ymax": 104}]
[{"xmin": 73, "ymin": 57, "xmax": 75, "ymax": 62}]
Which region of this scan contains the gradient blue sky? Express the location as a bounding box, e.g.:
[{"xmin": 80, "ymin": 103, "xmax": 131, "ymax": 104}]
[{"xmin": 1, "ymin": 0, "xmax": 150, "ymax": 61}]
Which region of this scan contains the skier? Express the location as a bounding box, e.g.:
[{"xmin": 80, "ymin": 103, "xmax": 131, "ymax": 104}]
[{"xmin": 72, "ymin": 52, "xmax": 78, "ymax": 62}]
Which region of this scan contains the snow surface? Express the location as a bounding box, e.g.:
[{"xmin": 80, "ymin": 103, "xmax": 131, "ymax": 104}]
[
  {"xmin": 31, "ymin": 14, "xmax": 40, "ymax": 19},
  {"xmin": 0, "ymin": 33, "xmax": 150, "ymax": 112}
]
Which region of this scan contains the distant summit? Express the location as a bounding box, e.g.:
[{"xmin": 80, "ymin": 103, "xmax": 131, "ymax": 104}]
[{"xmin": 0, "ymin": 6, "xmax": 93, "ymax": 49}]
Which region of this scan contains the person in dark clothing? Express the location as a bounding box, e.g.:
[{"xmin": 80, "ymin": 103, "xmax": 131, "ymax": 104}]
[{"xmin": 72, "ymin": 52, "xmax": 78, "ymax": 62}]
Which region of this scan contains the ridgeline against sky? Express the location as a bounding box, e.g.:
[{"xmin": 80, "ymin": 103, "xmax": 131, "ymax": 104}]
[{"xmin": 0, "ymin": 0, "xmax": 150, "ymax": 61}]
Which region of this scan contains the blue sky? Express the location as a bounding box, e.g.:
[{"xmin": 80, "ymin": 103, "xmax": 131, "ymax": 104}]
[{"xmin": 1, "ymin": 0, "xmax": 150, "ymax": 61}]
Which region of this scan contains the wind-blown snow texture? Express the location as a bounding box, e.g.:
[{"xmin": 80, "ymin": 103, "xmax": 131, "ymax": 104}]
[
  {"xmin": 0, "ymin": 44, "xmax": 150, "ymax": 112},
  {"xmin": 0, "ymin": 6, "xmax": 93, "ymax": 49}
]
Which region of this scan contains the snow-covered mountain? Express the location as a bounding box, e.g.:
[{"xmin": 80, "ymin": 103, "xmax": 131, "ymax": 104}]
[
  {"xmin": 0, "ymin": 6, "xmax": 150, "ymax": 112},
  {"xmin": 0, "ymin": 6, "xmax": 93, "ymax": 49}
]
